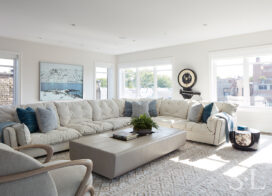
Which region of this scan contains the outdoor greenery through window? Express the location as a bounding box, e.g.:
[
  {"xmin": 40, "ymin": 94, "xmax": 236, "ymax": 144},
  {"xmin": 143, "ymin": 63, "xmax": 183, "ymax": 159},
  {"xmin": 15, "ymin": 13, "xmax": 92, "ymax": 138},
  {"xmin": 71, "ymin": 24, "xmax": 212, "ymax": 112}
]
[
  {"xmin": 213, "ymin": 55, "xmax": 272, "ymax": 107},
  {"xmin": 120, "ymin": 64, "xmax": 172, "ymax": 98},
  {"xmin": 96, "ymin": 67, "xmax": 108, "ymax": 100},
  {"xmin": 0, "ymin": 58, "xmax": 17, "ymax": 105}
]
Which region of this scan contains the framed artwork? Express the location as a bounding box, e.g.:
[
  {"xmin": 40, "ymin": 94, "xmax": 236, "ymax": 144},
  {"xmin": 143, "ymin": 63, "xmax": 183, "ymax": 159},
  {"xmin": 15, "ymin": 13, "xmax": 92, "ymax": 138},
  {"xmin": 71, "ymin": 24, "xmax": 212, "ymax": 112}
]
[{"xmin": 40, "ymin": 62, "xmax": 83, "ymax": 101}]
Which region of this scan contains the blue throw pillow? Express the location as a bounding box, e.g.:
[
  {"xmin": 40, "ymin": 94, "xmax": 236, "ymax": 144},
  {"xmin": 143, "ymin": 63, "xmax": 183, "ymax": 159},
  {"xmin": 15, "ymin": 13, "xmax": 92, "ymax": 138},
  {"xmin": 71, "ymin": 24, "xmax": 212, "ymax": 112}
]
[
  {"xmin": 124, "ymin": 101, "xmax": 133, "ymax": 117},
  {"xmin": 149, "ymin": 100, "xmax": 157, "ymax": 117},
  {"xmin": 16, "ymin": 107, "xmax": 38, "ymax": 133},
  {"xmin": 201, "ymin": 103, "xmax": 214, "ymax": 123}
]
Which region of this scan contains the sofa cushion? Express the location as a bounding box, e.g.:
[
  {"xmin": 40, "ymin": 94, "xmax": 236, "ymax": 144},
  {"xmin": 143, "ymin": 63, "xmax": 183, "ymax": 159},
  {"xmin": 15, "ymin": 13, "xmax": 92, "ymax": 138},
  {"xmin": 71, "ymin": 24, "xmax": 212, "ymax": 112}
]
[
  {"xmin": 92, "ymin": 121, "xmax": 114, "ymax": 133},
  {"xmin": 183, "ymin": 121, "xmax": 212, "ymax": 134},
  {"xmin": 30, "ymin": 127, "xmax": 81, "ymax": 145},
  {"xmin": 66, "ymin": 121, "xmax": 96, "ymax": 136},
  {"xmin": 88, "ymin": 100, "xmax": 119, "ymax": 121},
  {"xmin": 55, "ymin": 101, "xmax": 93, "ymax": 126},
  {"xmin": 104, "ymin": 117, "xmax": 131, "ymax": 129},
  {"xmin": 171, "ymin": 119, "xmax": 189, "ymax": 130},
  {"xmin": 152, "ymin": 116, "xmax": 186, "ymax": 128},
  {"xmin": 112, "ymin": 98, "xmax": 125, "ymax": 117},
  {"xmin": 67, "ymin": 120, "xmax": 113, "ymax": 135},
  {"xmin": 0, "ymin": 105, "xmax": 19, "ymax": 123},
  {"xmin": 159, "ymin": 99, "xmax": 190, "ymax": 119}
]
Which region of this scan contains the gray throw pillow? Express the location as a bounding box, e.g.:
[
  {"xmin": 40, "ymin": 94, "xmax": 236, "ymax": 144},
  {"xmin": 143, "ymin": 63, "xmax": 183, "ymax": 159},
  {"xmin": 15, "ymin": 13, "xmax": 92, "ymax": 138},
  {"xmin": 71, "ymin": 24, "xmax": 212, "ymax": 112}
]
[
  {"xmin": 149, "ymin": 100, "xmax": 157, "ymax": 117},
  {"xmin": 131, "ymin": 101, "xmax": 150, "ymax": 118},
  {"xmin": 124, "ymin": 101, "xmax": 133, "ymax": 117},
  {"xmin": 187, "ymin": 102, "xmax": 204, "ymax": 122},
  {"xmin": 36, "ymin": 107, "xmax": 58, "ymax": 132}
]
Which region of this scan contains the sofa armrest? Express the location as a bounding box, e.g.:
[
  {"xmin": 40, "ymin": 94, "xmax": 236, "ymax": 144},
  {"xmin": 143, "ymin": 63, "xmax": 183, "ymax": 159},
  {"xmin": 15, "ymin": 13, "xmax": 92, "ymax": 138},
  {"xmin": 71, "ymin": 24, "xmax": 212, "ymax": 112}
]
[
  {"xmin": 2, "ymin": 127, "xmax": 18, "ymax": 148},
  {"xmin": 207, "ymin": 115, "xmax": 226, "ymax": 145}
]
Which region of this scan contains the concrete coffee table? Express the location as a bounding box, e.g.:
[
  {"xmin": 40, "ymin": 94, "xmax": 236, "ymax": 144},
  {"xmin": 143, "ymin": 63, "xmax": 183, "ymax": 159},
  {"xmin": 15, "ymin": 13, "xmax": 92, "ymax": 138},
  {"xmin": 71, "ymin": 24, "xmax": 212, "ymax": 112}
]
[{"xmin": 70, "ymin": 127, "xmax": 186, "ymax": 179}]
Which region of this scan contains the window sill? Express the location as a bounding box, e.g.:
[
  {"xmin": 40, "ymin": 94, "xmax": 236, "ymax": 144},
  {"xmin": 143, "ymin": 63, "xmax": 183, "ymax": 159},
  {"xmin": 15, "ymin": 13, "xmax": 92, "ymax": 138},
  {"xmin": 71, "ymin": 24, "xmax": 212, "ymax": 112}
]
[{"xmin": 238, "ymin": 106, "xmax": 272, "ymax": 112}]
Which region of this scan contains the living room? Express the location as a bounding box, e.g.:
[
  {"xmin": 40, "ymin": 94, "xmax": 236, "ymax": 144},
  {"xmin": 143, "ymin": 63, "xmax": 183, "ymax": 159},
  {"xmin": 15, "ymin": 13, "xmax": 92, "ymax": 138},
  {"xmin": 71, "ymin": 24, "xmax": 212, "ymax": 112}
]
[{"xmin": 0, "ymin": 0, "xmax": 271, "ymax": 196}]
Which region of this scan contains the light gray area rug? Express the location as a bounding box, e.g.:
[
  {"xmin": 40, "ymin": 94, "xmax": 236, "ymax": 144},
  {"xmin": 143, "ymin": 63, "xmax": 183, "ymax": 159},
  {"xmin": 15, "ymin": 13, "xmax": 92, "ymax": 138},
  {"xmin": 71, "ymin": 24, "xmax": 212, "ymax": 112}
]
[{"xmin": 48, "ymin": 135, "xmax": 272, "ymax": 196}]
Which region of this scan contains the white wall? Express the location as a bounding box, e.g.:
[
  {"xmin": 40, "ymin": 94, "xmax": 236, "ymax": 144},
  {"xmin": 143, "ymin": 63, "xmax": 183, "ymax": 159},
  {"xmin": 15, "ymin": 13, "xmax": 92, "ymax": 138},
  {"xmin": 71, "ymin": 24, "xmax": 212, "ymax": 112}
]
[
  {"xmin": 117, "ymin": 30, "xmax": 272, "ymax": 132},
  {"xmin": 0, "ymin": 36, "xmax": 115, "ymax": 104}
]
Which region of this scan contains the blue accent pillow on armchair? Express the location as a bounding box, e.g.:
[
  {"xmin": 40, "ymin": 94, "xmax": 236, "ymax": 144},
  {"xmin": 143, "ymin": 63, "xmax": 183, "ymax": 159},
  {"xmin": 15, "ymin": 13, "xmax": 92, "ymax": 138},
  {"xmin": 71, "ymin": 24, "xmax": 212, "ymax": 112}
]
[
  {"xmin": 16, "ymin": 107, "xmax": 38, "ymax": 133},
  {"xmin": 201, "ymin": 103, "xmax": 214, "ymax": 123}
]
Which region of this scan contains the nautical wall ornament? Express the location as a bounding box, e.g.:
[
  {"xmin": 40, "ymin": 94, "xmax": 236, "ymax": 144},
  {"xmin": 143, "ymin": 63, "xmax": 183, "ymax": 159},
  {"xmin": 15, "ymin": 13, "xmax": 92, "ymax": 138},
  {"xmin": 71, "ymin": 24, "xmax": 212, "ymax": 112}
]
[
  {"xmin": 178, "ymin": 69, "xmax": 197, "ymax": 90},
  {"xmin": 178, "ymin": 68, "xmax": 201, "ymax": 99}
]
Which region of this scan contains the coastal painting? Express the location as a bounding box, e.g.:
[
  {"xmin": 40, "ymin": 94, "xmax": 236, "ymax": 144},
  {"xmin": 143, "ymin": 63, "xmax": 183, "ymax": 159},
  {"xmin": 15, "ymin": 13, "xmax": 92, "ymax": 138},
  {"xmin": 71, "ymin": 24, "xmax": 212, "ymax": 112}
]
[{"xmin": 40, "ymin": 62, "xmax": 83, "ymax": 101}]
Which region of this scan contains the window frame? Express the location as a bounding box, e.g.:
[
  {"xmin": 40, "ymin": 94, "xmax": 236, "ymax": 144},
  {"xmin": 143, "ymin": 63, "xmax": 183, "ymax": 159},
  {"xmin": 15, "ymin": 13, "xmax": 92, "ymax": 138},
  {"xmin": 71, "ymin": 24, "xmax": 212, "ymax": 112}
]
[
  {"xmin": 118, "ymin": 58, "xmax": 173, "ymax": 99},
  {"xmin": 94, "ymin": 62, "xmax": 114, "ymax": 100},
  {"xmin": 0, "ymin": 51, "xmax": 20, "ymax": 105},
  {"xmin": 210, "ymin": 45, "xmax": 272, "ymax": 110}
]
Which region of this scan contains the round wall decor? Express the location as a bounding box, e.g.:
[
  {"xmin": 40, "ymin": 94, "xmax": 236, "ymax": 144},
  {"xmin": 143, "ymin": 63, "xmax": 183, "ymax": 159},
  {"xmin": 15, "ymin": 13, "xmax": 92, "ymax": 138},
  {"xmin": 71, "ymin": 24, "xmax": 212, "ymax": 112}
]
[{"xmin": 178, "ymin": 69, "xmax": 197, "ymax": 89}]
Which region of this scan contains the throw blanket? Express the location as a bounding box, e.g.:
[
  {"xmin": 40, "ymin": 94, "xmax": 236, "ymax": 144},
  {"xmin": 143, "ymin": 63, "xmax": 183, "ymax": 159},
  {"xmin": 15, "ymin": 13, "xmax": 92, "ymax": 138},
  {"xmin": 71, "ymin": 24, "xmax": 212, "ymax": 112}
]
[
  {"xmin": 215, "ymin": 112, "xmax": 234, "ymax": 142},
  {"xmin": 0, "ymin": 121, "xmax": 17, "ymax": 143}
]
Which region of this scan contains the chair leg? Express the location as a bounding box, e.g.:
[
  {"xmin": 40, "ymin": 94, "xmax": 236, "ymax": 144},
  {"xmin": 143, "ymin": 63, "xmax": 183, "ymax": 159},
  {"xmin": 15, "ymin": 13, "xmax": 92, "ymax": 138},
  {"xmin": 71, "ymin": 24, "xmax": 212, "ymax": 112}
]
[{"xmin": 83, "ymin": 185, "xmax": 95, "ymax": 196}]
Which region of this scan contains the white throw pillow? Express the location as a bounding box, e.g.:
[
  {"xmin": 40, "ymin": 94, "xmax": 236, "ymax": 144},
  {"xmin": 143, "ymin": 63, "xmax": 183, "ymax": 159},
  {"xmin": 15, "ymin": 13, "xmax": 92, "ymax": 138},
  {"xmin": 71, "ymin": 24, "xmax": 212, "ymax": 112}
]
[
  {"xmin": 222, "ymin": 103, "xmax": 238, "ymax": 116},
  {"xmin": 13, "ymin": 123, "xmax": 31, "ymax": 145}
]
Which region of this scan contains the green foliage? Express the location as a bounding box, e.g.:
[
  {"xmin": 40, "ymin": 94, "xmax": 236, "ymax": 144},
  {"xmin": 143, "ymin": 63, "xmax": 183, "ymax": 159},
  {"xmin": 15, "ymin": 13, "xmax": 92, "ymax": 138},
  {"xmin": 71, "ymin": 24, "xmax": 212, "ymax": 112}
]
[
  {"xmin": 124, "ymin": 69, "xmax": 172, "ymax": 89},
  {"xmin": 140, "ymin": 71, "xmax": 154, "ymax": 88},
  {"xmin": 96, "ymin": 78, "xmax": 107, "ymax": 87},
  {"xmin": 130, "ymin": 114, "xmax": 158, "ymax": 130},
  {"xmin": 125, "ymin": 70, "xmax": 136, "ymax": 88},
  {"xmin": 157, "ymin": 75, "xmax": 171, "ymax": 88}
]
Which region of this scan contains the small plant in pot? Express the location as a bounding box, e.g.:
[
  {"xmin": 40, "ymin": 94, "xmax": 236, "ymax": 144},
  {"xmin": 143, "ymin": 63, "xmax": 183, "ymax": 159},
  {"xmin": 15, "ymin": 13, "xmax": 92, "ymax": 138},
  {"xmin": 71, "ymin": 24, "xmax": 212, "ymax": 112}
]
[{"xmin": 130, "ymin": 114, "xmax": 159, "ymax": 136}]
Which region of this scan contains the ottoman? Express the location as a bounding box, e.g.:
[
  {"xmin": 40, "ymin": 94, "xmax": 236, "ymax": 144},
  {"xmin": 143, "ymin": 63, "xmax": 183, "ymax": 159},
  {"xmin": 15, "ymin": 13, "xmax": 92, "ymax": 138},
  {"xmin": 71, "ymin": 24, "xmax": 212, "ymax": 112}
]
[
  {"xmin": 229, "ymin": 128, "xmax": 260, "ymax": 151},
  {"xmin": 70, "ymin": 127, "xmax": 186, "ymax": 179}
]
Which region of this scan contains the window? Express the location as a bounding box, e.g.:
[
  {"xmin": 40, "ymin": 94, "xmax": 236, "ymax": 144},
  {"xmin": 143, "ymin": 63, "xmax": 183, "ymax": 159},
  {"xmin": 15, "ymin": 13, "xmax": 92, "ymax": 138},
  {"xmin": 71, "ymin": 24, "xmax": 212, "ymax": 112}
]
[
  {"xmin": 212, "ymin": 52, "xmax": 272, "ymax": 107},
  {"xmin": 0, "ymin": 57, "xmax": 18, "ymax": 105},
  {"xmin": 119, "ymin": 64, "xmax": 172, "ymax": 99},
  {"xmin": 95, "ymin": 67, "xmax": 108, "ymax": 100}
]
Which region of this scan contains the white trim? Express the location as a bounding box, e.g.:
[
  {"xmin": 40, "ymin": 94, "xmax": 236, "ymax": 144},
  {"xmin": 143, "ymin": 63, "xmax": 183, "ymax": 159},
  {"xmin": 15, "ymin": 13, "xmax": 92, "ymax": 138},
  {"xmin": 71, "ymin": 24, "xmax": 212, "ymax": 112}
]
[
  {"xmin": 210, "ymin": 44, "xmax": 272, "ymax": 59},
  {"xmin": 118, "ymin": 58, "xmax": 173, "ymax": 99},
  {"xmin": 0, "ymin": 51, "xmax": 20, "ymax": 105},
  {"xmin": 94, "ymin": 61, "xmax": 114, "ymax": 99},
  {"xmin": 118, "ymin": 57, "xmax": 173, "ymax": 68},
  {"xmin": 210, "ymin": 44, "xmax": 272, "ymax": 107}
]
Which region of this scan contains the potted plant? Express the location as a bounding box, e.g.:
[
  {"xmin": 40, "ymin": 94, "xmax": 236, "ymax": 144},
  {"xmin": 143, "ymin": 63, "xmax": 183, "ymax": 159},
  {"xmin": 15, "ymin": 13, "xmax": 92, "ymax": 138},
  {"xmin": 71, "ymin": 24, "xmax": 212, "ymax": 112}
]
[{"xmin": 130, "ymin": 114, "xmax": 159, "ymax": 136}]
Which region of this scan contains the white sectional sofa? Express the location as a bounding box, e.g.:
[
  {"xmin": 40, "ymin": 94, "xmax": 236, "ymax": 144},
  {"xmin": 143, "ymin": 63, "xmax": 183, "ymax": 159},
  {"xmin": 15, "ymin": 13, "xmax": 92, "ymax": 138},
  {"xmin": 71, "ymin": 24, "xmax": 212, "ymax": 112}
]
[{"xmin": 0, "ymin": 99, "xmax": 237, "ymax": 157}]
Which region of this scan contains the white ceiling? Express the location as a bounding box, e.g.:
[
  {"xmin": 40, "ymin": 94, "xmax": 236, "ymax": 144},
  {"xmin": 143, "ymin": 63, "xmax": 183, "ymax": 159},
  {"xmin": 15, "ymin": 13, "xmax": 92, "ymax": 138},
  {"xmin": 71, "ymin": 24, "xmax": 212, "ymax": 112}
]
[{"xmin": 1, "ymin": 0, "xmax": 272, "ymax": 55}]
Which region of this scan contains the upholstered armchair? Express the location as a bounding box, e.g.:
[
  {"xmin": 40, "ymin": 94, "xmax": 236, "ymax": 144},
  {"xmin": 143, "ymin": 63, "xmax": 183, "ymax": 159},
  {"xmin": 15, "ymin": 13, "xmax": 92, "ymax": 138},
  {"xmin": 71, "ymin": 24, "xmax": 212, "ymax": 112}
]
[{"xmin": 0, "ymin": 143, "xmax": 94, "ymax": 196}]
